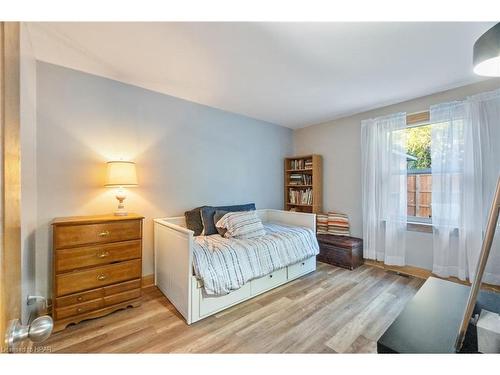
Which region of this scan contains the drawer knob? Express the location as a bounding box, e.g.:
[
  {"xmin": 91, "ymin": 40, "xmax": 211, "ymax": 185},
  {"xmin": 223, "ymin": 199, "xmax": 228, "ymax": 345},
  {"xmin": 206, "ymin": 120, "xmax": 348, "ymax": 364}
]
[
  {"xmin": 96, "ymin": 251, "xmax": 110, "ymax": 258},
  {"xmin": 98, "ymin": 230, "xmax": 110, "ymax": 237},
  {"xmin": 269, "ymin": 274, "xmax": 273, "ymax": 278},
  {"xmin": 301, "ymin": 262, "xmax": 305, "ymax": 266},
  {"xmin": 97, "ymin": 274, "xmax": 107, "ymax": 281},
  {"xmin": 77, "ymin": 296, "xmax": 83, "ymax": 302},
  {"xmin": 77, "ymin": 308, "xmax": 83, "ymax": 313}
]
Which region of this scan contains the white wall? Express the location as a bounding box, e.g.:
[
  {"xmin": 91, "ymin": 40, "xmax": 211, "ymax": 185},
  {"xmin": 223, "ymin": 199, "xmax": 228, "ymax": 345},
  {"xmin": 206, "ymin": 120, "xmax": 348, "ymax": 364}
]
[
  {"xmin": 35, "ymin": 62, "xmax": 293, "ymax": 297},
  {"xmin": 20, "ymin": 23, "xmax": 37, "ymax": 323},
  {"xmin": 294, "ymin": 78, "xmax": 500, "ymax": 270}
]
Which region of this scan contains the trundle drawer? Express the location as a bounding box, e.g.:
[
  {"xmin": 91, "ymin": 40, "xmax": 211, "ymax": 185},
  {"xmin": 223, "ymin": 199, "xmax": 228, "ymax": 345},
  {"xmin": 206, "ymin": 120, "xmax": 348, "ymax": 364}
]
[
  {"xmin": 198, "ymin": 282, "xmax": 251, "ymax": 317},
  {"xmin": 55, "ymin": 259, "xmax": 142, "ymax": 296},
  {"xmin": 54, "ymin": 219, "xmax": 142, "ymax": 249},
  {"xmin": 251, "ymin": 268, "xmax": 287, "ymax": 295},
  {"xmin": 56, "ymin": 240, "xmax": 142, "ymax": 272},
  {"xmin": 54, "ymin": 298, "xmax": 104, "ymax": 320},
  {"xmin": 287, "ymin": 256, "xmax": 316, "ymax": 279}
]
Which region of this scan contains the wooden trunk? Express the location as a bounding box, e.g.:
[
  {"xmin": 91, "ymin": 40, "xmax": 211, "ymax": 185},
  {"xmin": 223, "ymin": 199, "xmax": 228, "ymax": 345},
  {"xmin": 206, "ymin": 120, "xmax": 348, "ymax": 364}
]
[{"xmin": 317, "ymin": 234, "xmax": 363, "ymax": 270}]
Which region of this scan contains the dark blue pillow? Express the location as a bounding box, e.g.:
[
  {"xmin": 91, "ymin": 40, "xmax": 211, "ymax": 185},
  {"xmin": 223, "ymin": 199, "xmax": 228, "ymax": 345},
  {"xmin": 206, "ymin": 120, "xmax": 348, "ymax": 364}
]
[
  {"xmin": 184, "ymin": 206, "xmax": 207, "ymax": 236},
  {"xmin": 201, "ymin": 203, "xmax": 256, "ymax": 235}
]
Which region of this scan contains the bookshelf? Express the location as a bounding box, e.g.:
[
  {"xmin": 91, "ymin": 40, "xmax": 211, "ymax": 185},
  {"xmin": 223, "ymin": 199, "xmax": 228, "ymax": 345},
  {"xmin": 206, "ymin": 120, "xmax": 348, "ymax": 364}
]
[{"xmin": 284, "ymin": 154, "xmax": 322, "ymax": 213}]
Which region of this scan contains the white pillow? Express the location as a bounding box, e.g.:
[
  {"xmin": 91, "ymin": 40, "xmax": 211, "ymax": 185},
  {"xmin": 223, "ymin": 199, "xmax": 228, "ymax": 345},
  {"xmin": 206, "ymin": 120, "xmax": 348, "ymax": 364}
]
[{"xmin": 215, "ymin": 211, "xmax": 266, "ymax": 239}]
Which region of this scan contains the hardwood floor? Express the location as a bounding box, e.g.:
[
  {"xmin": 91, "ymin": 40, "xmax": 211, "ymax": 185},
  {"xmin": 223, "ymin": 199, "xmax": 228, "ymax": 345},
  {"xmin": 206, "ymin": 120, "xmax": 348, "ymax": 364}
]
[{"xmin": 38, "ymin": 262, "xmax": 424, "ymax": 353}]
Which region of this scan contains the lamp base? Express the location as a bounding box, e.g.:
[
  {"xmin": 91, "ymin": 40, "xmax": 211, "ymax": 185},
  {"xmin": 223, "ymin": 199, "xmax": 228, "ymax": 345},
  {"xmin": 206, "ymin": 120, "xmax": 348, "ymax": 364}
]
[{"xmin": 114, "ymin": 190, "xmax": 128, "ymax": 216}]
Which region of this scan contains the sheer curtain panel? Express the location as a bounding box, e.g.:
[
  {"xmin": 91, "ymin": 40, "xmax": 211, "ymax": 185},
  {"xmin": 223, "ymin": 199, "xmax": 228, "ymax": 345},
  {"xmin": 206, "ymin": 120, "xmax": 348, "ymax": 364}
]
[
  {"xmin": 430, "ymin": 101, "xmax": 467, "ymax": 279},
  {"xmin": 431, "ymin": 89, "xmax": 500, "ymax": 285},
  {"xmin": 361, "ymin": 113, "xmax": 407, "ymax": 266},
  {"xmin": 465, "ymin": 89, "xmax": 500, "ymax": 284}
]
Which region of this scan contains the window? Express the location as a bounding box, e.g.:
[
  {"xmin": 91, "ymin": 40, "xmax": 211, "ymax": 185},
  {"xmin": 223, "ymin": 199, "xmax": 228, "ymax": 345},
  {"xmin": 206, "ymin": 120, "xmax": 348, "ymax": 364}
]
[
  {"xmin": 392, "ymin": 112, "xmax": 433, "ymax": 225},
  {"xmin": 405, "ymin": 123, "xmax": 432, "ymax": 223},
  {"xmin": 402, "ymin": 112, "xmax": 466, "ymax": 227}
]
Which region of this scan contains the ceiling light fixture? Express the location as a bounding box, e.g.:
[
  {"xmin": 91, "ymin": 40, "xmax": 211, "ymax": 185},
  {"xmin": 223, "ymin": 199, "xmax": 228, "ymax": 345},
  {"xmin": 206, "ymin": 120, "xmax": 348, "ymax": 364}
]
[{"xmin": 473, "ymin": 23, "xmax": 500, "ymax": 77}]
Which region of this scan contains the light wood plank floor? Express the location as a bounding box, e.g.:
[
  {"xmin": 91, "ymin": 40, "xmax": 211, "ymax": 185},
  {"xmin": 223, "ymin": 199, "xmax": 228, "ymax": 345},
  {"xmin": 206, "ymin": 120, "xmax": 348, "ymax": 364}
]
[{"xmin": 40, "ymin": 263, "xmax": 424, "ymax": 353}]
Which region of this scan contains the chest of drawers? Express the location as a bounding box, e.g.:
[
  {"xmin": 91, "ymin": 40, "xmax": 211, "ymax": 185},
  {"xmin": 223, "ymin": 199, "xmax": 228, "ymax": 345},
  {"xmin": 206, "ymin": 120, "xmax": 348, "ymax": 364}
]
[{"xmin": 52, "ymin": 214, "xmax": 144, "ymax": 331}]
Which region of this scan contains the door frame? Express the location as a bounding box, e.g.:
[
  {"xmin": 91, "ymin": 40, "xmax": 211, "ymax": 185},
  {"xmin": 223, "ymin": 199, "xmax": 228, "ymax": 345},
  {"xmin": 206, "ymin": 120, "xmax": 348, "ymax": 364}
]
[{"xmin": 0, "ymin": 21, "xmax": 21, "ymax": 353}]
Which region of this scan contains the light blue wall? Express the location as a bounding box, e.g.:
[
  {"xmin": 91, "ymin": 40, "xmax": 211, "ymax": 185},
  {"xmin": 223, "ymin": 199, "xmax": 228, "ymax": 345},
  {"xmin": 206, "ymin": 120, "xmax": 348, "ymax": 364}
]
[{"xmin": 35, "ymin": 62, "xmax": 293, "ymax": 296}]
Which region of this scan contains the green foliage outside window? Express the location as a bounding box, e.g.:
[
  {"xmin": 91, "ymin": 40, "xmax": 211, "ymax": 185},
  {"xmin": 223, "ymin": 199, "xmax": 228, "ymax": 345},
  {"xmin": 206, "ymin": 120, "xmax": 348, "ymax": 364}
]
[{"xmin": 406, "ymin": 124, "xmax": 431, "ymax": 170}]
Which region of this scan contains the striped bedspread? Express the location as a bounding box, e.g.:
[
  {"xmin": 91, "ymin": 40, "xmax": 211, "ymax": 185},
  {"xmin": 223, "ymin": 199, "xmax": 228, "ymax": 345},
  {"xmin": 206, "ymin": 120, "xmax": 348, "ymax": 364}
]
[{"xmin": 192, "ymin": 223, "xmax": 319, "ymax": 296}]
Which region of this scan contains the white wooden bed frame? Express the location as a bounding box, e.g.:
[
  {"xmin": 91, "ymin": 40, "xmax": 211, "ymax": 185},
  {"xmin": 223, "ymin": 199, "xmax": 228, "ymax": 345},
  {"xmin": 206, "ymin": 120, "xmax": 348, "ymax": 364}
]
[{"xmin": 153, "ymin": 209, "xmax": 317, "ymax": 324}]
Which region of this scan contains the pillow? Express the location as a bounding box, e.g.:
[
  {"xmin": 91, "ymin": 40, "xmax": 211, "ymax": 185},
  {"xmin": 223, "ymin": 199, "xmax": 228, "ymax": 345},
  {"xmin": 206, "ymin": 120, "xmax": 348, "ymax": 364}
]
[
  {"xmin": 200, "ymin": 203, "xmax": 256, "ymax": 235},
  {"xmin": 184, "ymin": 206, "xmax": 207, "ymax": 236},
  {"xmin": 316, "ymin": 213, "xmax": 329, "ymax": 234},
  {"xmin": 327, "ymin": 211, "xmax": 351, "ymax": 236},
  {"xmin": 216, "ymin": 211, "xmax": 266, "ymax": 239},
  {"xmin": 213, "ymin": 210, "xmax": 229, "ymax": 237}
]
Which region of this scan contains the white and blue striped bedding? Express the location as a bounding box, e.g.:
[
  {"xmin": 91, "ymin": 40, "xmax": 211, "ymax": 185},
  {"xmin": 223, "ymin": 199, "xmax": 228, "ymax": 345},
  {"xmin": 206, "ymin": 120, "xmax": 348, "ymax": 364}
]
[{"xmin": 192, "ymin": 223, "xmax": 319, "ymax": 296}]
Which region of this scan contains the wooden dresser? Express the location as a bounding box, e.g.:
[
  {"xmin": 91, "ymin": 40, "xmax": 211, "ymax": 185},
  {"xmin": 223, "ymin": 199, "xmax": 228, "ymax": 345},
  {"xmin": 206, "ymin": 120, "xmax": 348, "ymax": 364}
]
[{"xmin": 52, "ymin": 214, "xmax": 144, "ymax": 332}]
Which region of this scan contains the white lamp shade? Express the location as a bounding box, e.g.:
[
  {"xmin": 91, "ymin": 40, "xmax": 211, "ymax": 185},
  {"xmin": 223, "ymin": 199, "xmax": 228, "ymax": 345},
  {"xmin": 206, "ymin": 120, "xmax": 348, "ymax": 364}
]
[
  {"xmin": 105, "ymin": 161, "xmax": 138, "ymax": 187},
  {"xmin": 473, "ymin": 23, "xmax": 500, "ymax": 77},
  {"xmin": 474, "ymin": 56, "xmax": 500, "ymax": 77}
]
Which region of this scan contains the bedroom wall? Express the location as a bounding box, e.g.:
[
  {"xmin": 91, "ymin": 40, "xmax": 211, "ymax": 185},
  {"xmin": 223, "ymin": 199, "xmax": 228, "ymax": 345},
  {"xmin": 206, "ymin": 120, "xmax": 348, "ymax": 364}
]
[
  {"xmin": 294, "ymin": 78, "xmax": 500, "ymax": 271},
  {"xmin": 35, "ymin": 62, "xmax": 293, "ymax": 297}
]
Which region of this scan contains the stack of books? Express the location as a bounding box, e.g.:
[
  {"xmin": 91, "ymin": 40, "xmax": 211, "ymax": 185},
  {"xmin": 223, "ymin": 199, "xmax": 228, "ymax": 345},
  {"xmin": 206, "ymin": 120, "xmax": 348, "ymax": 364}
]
[
  {"xmin": 288, "ymin": 174, "xmax": 312, "ymax": 185},
  {"xmin": 316, "ymin": 213, "xmax": 328, "ymax": 234},
  {"xmin": 304, "ymin": 159, "xmax": 313, "ymax": 169},
  {"xmin": 288, "ymin": 188, "xmax": 313, "ymax": 205}
]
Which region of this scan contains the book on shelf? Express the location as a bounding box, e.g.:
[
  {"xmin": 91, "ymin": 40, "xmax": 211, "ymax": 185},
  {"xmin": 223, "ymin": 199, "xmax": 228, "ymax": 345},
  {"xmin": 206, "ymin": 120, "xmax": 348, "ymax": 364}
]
[
  {"xmin": 288, "ymin": 188, "xmax": 313, "ymax": 205},
  {"xmin": 284, "ymin": 154, "xmax": 321, "ymax": 213},
  {"xmin": 289, "ymin": 158, "xmax": 313, "ymax": 170},
  {"xmin": 288, "ymin": 174, "xmax": 312, "ymax": 185}
]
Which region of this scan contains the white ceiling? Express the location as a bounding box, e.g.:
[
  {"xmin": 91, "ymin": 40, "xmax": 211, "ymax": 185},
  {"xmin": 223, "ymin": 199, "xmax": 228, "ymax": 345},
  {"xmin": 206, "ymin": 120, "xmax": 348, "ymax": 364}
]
[{"xmin": 27, "ymin": 22, "xmax": 495, "ymax": 129}]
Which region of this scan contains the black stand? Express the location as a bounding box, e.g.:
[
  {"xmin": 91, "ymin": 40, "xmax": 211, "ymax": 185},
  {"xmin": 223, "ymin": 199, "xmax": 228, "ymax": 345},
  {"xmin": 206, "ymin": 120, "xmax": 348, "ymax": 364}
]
[{"xmin": 377, "ymin": 277, "xmax": 500, "ymax": 353}]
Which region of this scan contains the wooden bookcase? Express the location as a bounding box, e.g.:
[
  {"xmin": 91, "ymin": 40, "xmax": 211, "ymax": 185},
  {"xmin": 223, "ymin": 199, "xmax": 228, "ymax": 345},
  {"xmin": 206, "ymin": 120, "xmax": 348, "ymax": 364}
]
[{"xmin": 284, "ymin": 154, "xmax": 322, "ymax": 213}]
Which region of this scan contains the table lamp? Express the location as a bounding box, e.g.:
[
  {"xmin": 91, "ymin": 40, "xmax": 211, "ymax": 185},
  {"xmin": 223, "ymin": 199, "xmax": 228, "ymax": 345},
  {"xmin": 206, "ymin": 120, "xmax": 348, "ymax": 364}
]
[{"xmin": 105, "ymin": 161, "xmax": 138, "ymax": 216}]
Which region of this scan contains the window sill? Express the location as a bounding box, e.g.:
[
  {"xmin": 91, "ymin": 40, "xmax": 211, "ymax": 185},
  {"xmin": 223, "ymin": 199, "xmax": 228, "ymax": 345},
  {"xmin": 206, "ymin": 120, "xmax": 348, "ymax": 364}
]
[{"xmin": 407, "ymin": 221, "xmax": 433, "ymax": 234}]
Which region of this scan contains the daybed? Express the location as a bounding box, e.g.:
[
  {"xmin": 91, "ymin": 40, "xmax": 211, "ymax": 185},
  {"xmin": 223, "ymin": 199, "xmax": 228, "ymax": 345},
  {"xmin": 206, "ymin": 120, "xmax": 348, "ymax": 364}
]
[{"xmin": 153, "ymin": 209, "xmax": 318, "ymax": 324}]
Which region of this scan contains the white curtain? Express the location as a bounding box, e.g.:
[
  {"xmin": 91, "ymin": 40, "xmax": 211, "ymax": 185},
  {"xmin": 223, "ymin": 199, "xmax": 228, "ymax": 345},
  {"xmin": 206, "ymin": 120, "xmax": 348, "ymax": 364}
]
[
  {"xmin": 361, "ymin": 113, "xmax": 407, "ymax": 266},
  {"xmin": 465, "ymin": 89, "xmax": 500, "ymax": 284},
  {"xmin": 430, "ymin": 102, "xmax": 467, "ymax": 279},
  {"xmin": 431, "ymin": 89, "xmax": 500, "ymax": 285}
]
